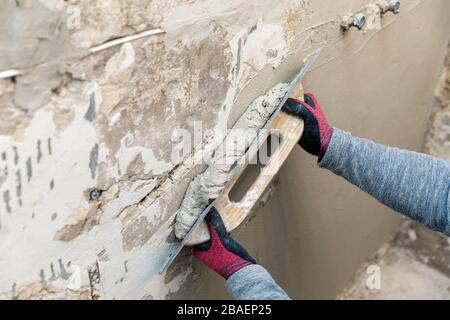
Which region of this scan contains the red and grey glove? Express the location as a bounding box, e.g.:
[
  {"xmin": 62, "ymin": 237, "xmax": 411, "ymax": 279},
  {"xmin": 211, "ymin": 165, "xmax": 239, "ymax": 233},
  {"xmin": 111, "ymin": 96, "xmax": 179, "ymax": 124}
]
[
  {"xmin": 282, "ymin": 93, "xmax": 333, "ymax": 160},
  {"xmin": 193, "ymin": 207, "xmax": 256, "ymax": 280}
]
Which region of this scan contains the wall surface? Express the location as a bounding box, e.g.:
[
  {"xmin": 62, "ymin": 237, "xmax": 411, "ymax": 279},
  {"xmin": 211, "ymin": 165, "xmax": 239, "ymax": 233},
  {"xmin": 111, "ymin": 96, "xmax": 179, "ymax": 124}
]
[
  {"xmin": 426, "ymin": 41, "xmax": 450, "ymax": 159},
  {"xmin": 0, "ymin": 0, "xmax": 449, "ymax": 299}
]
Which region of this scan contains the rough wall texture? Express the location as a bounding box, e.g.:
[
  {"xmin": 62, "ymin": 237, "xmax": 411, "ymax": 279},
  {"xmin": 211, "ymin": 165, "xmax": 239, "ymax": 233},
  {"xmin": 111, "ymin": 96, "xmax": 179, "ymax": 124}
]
[
  {"xmin": 425, "ymin": 41, "xmax": 450, "ymax": 159},
  {"xmin": 0, "ymin": 0, "xmax": 449, "ymax": 299}
]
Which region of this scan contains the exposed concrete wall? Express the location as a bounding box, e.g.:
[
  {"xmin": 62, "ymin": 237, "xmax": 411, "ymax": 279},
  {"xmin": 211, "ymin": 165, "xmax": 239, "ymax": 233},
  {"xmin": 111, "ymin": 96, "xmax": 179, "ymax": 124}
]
[
  {"xmin": 425, "ymin": 41, "xmax": 450, "ymax": 159},
  {"xmin": 0, "ymin": 0, "xmax": 449, "ymax": 299}
]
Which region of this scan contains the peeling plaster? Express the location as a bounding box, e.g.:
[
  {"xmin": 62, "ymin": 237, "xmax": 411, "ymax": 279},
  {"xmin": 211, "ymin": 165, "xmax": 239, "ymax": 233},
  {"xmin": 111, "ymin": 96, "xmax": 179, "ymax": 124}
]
[{"xmin": 1, "ymin": 0, "xmax": 449, "ymax": 300}]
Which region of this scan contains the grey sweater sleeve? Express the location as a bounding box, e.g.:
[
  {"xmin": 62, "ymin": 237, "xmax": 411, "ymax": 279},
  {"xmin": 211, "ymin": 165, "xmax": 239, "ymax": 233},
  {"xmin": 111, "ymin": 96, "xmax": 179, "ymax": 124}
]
[
  {"xmin": 226, "ymin": 264, "xmax": 290, "ymax": 300},
  {"xmin": 319, "ymin": 128, "xmax": 450, "ymax": 235}
]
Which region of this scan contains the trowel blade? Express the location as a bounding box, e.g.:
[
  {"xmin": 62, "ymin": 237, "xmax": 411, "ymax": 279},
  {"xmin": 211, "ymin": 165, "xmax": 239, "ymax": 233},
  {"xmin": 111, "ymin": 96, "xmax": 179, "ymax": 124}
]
[
  {"xmin": 274, "ymin": 47, "xmax": 322, "ymax": 115},
  {"xmin": 158, "ymin": 48, "xmax": 322, "ymax": 274}
]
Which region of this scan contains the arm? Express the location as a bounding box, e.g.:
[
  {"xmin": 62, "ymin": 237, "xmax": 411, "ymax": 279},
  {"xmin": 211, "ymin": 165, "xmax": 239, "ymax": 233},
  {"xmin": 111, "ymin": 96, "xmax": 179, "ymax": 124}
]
[
  {"xmin": 226, "ymin": 264, "xmax": 290, "ymax": 300},
  {"xmin": 320, "ymin": 128, "xmax": 450, "ymax": 235},
  {"xmin": 283, "ymin": 94, "xmax": 450, "ymax": 236},
  {"xmin": 194, "ymin": 208, "xmax": 289, "ymax": 300}
]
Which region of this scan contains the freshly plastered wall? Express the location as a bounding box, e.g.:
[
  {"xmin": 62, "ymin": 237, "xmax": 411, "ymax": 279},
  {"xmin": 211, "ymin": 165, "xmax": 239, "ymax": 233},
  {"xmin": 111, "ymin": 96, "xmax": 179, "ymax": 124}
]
[{"xmin": 0, "ymin": 0, "xmax": 449, "ymax": 299}]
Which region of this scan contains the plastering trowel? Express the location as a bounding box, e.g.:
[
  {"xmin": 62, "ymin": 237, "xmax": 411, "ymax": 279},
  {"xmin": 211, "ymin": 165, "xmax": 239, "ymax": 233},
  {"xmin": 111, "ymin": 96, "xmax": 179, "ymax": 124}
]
[{"xmin": 159, "ymin": 48, "xmax": 321, "ymax": 273}]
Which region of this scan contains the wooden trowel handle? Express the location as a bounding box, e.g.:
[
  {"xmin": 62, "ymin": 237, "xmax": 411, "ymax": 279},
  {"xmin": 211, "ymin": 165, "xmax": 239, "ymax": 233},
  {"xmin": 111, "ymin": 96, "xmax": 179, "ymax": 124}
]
[{"xmin": 186, "ymin": 84, "xmax": 304, "ymax": 246}]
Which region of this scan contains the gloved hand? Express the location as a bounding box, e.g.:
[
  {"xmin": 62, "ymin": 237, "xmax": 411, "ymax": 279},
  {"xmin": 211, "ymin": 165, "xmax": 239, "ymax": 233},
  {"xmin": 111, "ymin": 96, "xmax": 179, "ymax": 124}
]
[
  {"xmin": 193, "ymin": 207, "xmax": 256, "ymax": 279},
  {"xmin": 282, "ymin": 93, "xmax": 333, "ymax": 160}
]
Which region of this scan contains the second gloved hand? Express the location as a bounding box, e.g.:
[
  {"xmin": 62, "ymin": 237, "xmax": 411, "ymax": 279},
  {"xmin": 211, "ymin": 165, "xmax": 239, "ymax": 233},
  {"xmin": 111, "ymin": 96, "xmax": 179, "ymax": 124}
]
[
  {"xmin": 282, "ymin": 93, "xmax": 333, "ymax": 160},
  {"xmin": 193, "ymin": 207, "xmax": 256, "ymax": 280}
]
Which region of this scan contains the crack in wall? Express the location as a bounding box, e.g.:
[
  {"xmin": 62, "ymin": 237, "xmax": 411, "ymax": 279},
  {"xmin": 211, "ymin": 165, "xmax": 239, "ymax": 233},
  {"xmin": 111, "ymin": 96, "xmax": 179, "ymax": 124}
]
[{"xmin": 88, "ymin": 261, "xmax": 102, "ymax": 300}]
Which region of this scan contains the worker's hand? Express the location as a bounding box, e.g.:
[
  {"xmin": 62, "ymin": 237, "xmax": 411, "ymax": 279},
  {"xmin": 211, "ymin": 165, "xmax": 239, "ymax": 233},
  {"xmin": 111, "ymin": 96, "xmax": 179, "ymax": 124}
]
[
  {"xmin": 193, "ymin": 207, "xmax": 256, "ymax": 280},
  {"xmin": 282, "ymin": 93, "xmax": 333, "ymax": 160}
]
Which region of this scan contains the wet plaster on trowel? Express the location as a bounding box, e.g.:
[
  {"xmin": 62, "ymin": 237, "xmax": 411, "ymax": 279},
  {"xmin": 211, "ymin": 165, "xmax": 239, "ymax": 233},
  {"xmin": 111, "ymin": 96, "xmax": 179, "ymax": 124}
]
[{"xmin": 174, "ymin": 83, "xmax": 288, "ymax": 238}]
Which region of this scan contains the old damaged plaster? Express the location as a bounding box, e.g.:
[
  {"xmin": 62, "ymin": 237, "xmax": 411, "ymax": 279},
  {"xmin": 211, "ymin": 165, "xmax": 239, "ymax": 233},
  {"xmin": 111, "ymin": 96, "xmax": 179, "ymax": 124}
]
[
  {"xmin": 0, "ymin": 0, "xmax": 449, "ymax": 299},
  {"xmin": 0, "ymin": 0, "xmax": 294, "ymax": 299}
]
